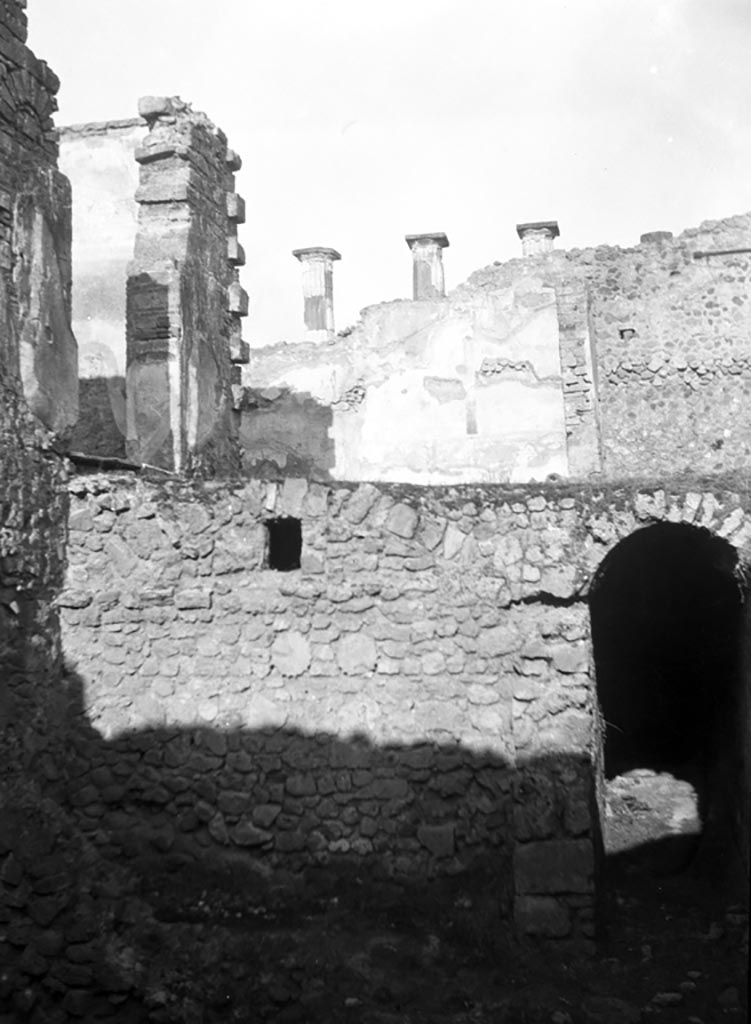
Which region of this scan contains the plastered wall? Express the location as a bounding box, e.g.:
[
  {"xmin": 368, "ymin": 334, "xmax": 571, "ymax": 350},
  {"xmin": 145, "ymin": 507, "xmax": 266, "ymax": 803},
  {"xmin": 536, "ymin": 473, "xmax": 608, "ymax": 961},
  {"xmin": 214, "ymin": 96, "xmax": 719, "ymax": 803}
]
[
  {"xmin": 243, "ymin": 280, "xmax": 568, "ymax": 485},
  {"xmin": 58, "ymin": 119, "xmax": 147, "ymax": 457}
]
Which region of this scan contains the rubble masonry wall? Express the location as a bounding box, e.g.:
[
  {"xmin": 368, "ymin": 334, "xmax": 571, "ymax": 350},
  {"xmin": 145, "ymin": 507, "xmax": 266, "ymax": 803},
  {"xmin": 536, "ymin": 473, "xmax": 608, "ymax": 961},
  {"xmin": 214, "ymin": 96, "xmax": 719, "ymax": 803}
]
[{"xmin": 59, "ymin": 475, "xmax": 751, "ymax": 942}]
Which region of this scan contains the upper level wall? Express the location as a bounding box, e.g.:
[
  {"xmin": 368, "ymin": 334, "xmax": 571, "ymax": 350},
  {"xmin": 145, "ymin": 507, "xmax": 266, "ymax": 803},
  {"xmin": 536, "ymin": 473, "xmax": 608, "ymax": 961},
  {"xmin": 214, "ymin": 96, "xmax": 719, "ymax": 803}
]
[
  {"xmin": 466, "ymin": 214, "xmax": 751, "ymax": 480},
  {"xmin": 58, "ymin": 119, "xmax": 147, "ymax": 456},
  {"xmin": 0, "ymin": 0, "xmax": 69, "ymax": 786},
  {"xmin": 243, "ymin": 276, "xmax": 568, "ymax": 484},
  {"xmin": 0, "ymin": 0, "xmax": 77, "ymax": 436},
  {"xmin": 244, "ymin": 212, "xmax": 751, "ymax": 486}
]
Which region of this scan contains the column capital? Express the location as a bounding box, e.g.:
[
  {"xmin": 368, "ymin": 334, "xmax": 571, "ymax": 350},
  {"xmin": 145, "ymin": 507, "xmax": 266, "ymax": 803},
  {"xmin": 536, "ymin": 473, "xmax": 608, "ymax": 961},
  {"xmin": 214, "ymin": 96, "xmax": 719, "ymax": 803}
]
[
  {"xmin": 405, "ymin": 232, "xmax": 449, "ymax": 251},
  {"xmin": 292, "ymin": 246, "xmax": 341, "ymax": 262},
  {"xmin": 516, "ymin": 221, "xmax": 559, "ymax": 256}
]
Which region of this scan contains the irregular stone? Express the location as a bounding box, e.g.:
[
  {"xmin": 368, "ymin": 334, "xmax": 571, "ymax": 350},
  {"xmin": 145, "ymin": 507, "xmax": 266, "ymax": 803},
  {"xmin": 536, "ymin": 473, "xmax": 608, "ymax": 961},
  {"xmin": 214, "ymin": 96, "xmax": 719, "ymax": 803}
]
[
  {"xmin": 343, "ymin": 483, "xmax": 381, "ymax": 524},
  {"xmin": 271, "ymin": 631, "xmax": 311, "ymax": 677},
  {"xmin": 337, "ymin": 632, "xmax": 377, "ymax": 675},
  {"xmin": 551, "ymin": 645, "xmax": 588, "ymax": 674},
  {"xmin": 478, "ymin": 624, "xmax": 520, "ymax": 657},
  {"xmin": 232, "ymin": 820, "xmax": 272, "ymax": 847},
  {"xmin": 443, "ymin": 524, "xmax": 466, "ymax": 560},
  {"xmin": 651, "ymin": 992, "xmax": 683, "ymax": 1007},
  {"xmin": 252, "ymin": 804, "xmax": 281, "ymax": 828},
  {"xmin": 581, "ymin": 996, "xmax": 641, "ymax": 1023},
  {"xmin": 515, "ymin": 895, "xmax": 570, "ymax": 937},
  {"xmin": 175, "ymin": 589, "xmax": 212, "ymax": 610},
  {"xmin": 514, "ymin": 839, "xmax": 594, "ymax": 895},
  {"xmin": 417, "ymin": 823, "xmax": 455, "ymax": 857},
  {"xmin": 385, "ymin": 503, "xmax": 419, "ymax": 539}
]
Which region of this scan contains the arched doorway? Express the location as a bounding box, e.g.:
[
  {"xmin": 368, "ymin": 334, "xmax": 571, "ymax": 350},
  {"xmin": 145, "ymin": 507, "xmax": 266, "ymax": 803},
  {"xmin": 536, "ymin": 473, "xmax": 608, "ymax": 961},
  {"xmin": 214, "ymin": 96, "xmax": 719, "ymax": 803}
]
[{"xmin": 589, "ymin": 522, "xmax": 744, "ymax": 878}]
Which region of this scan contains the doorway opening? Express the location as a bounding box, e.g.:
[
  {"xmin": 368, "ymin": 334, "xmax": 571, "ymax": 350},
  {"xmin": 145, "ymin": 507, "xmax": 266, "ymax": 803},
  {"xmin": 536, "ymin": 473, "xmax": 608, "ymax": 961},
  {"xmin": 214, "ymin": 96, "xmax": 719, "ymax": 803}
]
[{"xmin": 589, "ymin": 522, "xmax": 745, "ymax": 881}]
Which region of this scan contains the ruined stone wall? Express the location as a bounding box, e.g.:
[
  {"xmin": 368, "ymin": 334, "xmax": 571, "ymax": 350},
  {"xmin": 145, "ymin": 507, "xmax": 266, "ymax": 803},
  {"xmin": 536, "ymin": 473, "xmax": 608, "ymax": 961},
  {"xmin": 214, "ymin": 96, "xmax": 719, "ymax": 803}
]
[
  {"xmin": 0, "ymin": 0, "xmax": 77, "ymax": 436},
  {"xmin": 60, "ymin": 475, "xmax": 597, "ymax": 943},
  {"xmin": 59, "ymin": 118, "xmax": 148, "ymax": 458},
  {"xmin": 466, "ymin": 214, "xmax": 751, "ymax": 481},
  {"xmin": 58, "ymin": 474, "xmax": 751, "ymax": 943},
  {"xmin": 0, "ymin": 0, "xmax": 70, "ymax": 748},
  {"xmin": 738, "ymin": 592, "xmax": 751, "ymax": 879},
  {"xmin": 242, "ymin": 279, "xmax": 568, "ymax": 484},
  {"xmin": 126, "ymin": 97, "xmax": 246, "ymax": 475}
]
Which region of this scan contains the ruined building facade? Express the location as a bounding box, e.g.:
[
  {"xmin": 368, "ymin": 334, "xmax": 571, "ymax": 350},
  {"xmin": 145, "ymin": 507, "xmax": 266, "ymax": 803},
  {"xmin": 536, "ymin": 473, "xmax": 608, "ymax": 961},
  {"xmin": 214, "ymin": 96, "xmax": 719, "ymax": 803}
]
[{"xmin": 1, "ymin": 0, "xmax": 750, "ymax": 1013}]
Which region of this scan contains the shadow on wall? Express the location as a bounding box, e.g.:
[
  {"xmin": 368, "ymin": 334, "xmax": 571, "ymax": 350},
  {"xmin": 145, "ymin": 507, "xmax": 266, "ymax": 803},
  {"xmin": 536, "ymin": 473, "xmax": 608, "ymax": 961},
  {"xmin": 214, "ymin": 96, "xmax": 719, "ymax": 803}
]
[
  {"xmin": 238, "ymin": 388, "xmax": 336, "ymax": 480},
  {"xmin": 71, "ymin": 376, "xmax": 127, "ymax": 459},
  {"xmin": 56, "ymin": 666, "xmax": 600, "ymax": 948}
]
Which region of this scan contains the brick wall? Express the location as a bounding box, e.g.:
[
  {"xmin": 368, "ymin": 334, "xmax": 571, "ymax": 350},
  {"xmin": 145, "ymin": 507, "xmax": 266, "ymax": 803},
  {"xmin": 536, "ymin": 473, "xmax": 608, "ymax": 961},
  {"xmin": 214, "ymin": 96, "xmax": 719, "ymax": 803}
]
[
  {"xmin": 125, "ymin": 97, "xmax": 246, "ymax": 475},
  {"xmin": 0, "ymin": 0, "xmax": 77, "ymax": 436}
]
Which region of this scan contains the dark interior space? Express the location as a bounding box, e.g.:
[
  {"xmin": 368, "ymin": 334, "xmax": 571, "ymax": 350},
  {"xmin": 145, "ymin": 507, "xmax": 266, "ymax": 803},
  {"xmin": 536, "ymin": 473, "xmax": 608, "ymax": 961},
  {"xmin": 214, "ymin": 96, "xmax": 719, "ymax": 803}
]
[
  {"xmin": 591, "ymin": 522, "xmax": 741, "ymax": 780},
  {"xmin": 589, "ymin": 522, "xmax": 746, "ymax": 880},
  {"xmin": 265, "ymin": 516, "xmax": 302, "ymax": 571}
]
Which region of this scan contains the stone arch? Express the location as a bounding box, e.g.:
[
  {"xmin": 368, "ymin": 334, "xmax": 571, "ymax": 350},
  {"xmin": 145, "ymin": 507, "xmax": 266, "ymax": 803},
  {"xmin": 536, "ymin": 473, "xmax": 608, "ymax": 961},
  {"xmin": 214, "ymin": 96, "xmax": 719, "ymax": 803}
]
[{"xmin": 587, "ymin": 513, "xmax": 748, "ymax": 880}]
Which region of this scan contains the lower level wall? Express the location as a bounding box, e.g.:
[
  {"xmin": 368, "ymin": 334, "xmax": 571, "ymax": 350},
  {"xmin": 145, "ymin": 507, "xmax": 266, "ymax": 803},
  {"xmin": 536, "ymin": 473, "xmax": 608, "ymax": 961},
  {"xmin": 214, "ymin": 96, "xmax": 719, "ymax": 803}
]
[{"xmin": 59, "ymin": 475, "xmax": 751, "ymax": 945}]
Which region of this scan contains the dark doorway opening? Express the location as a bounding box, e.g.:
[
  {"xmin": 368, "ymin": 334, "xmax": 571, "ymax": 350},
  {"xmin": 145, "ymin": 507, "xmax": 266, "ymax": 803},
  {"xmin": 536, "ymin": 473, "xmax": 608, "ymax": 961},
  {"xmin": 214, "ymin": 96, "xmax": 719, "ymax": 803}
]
[
  {"xmin": 265, "ymin": 517, "xmax": 302, "ymax": 571},
  {"xmin": 590, "ymin": 522, "xmax": 745, "ymax": 879}
]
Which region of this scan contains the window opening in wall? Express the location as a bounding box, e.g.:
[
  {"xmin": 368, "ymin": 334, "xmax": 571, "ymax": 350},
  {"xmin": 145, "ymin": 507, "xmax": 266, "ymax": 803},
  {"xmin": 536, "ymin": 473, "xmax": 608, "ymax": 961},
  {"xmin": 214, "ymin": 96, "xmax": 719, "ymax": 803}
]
[
  {"xmin": 265, "ymin": 517, "xmax": 302, "ymax": 571},
  {"xmin": 589, "ymin": 523, "xmax": 747, "ymax": 900}
]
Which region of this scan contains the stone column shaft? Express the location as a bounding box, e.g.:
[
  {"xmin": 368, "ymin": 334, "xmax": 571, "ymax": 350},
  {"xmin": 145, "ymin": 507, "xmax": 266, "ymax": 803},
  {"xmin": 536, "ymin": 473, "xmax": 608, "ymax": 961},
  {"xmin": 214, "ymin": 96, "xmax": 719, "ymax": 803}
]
[
  {"xmin": 405, "ymin": 232, "xmax": 449, "ymax": 299},
  {"xmin": 292, "ymin": 246, "xmax": 340, "ymax": 341}
]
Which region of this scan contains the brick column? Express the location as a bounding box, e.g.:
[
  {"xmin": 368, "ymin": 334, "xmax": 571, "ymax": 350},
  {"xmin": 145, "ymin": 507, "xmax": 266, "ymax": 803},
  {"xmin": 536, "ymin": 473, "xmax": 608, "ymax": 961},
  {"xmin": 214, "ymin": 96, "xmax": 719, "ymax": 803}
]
[
  {"xmin": 126, "ymin": 96, "xmax": 244, "ymax": 474},
  {"xmin": 292, "ymin": 246, "xmax": 340, "ymax": 341},
  {"xmin": 555, "ymin": 278, "xmax": 602, "ymax": 478},
  {"xmin": 405, "ymin": 232, "xmax": 449, "ymax": 299}
]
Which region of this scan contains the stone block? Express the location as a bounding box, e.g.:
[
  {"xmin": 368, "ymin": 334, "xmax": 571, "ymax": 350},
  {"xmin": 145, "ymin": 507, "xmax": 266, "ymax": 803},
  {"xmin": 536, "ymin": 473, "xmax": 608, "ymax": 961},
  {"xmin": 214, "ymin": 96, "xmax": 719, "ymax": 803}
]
[
  {"xmin": 281, "ymin": 477, "xmax": 308, "ymax": 517},
  {"xmin": 551, "ymin": 644, "xmax": 589, "ymax": 674},
  {"xmin": 515, "ymin": 895, "xmax": 571, "ymax": 937},
  {"xmin": 232, "ymin": 820, "xmax": 272, "ymax": 847},
  {"xmin": 417, "ymin": 823, "xmax": 455, "ymax": 858},
  {"xmin": 343, "ymin": 483, "xmax": 380, "ymax": 524},
  {"xmin": 514, "ymin": 839, "xmax": 594, "ymax": 895},
  {"xmin": 336, "ymin": 632, "xmax": 377, "ymax": 675},
  {"xmin": 478, "ymin": 624, "xmax": 520, "ymax": 657},
  {"xmin": 175, "ymin": 589, "xmax": 212, "ymax": 610},
  {"xmin": 228, "ymin": 236, "xmax": 246, "ymax": 266},
  {"xmin": 385, "ymin": 502, "xmax": 419, "ymax": 539},
  {"xmin": 226, "ymin": 192, "xmax": 246, "ymax": 223},
  {"xmin": 137, "ymin": 95, "xmax": 174, "ymax": 120},
  {"xmin": 228, "ymin": 281, "xmax": 249, "ymax": 316},
  {"xmin": 443, "ymin": 524, "xmax": 465, "ymax": 559},
  {"xmin": 271, "ymin": 631, "xmax": 311, "ymax": 677}
]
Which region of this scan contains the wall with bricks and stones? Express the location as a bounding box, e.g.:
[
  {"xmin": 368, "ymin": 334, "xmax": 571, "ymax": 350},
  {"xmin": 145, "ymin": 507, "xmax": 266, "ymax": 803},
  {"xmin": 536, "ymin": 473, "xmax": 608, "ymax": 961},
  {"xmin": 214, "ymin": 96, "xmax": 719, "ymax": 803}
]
[
  {"xmin": 242, "ymin": 280, "xmax": 569, "ymax": 484},
  {"xmin": 0, "ymin": 0, "xmax": 77, "ymax": 437},
  {"xmin": 58, "ymin": 118, "xmax": 148, "ymax": 458},
  {"xmin": 1, "ymin": 9, "xmax": 209, "ymax": 1017},
  {"xmin": 126, "ymin": 96, "xmax": 247, "ymax": 476},
  {"xmin": 58, "ymin": 473, "xmax": 751, "ymax": 944},
  {"xmin": 241, "ymin": 212, "xmax": 751, "ymax": 486},
  {"xmin": 464, "ymin": 212, "xmax": 751, "ymax": 481}
]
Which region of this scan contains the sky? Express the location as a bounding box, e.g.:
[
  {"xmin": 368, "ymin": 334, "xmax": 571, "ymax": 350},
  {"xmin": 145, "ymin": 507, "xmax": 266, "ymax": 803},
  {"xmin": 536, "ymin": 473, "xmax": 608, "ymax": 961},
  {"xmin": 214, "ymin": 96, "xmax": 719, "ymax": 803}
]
[{"xmin": 28, "ymin": 0, "xmax": 751, "ymax": 347}]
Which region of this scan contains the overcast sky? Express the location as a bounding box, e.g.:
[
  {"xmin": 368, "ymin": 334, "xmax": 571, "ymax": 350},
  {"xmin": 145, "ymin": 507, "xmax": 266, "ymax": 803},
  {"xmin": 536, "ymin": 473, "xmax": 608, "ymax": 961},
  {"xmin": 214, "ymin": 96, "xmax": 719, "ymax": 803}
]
[{"xmin": 29, "ymin": 0, "xmax": 751, "ymax": 347}]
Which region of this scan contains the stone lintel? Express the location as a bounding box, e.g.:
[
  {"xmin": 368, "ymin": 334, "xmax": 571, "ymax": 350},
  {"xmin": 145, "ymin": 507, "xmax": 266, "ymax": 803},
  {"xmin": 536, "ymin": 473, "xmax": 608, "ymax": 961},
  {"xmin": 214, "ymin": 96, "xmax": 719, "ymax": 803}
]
[
  {"xmin": 405, "ymin": 232, "xmax": 450, "ymax": 250},
  {"xmin": 292, "ymin": 247, "xmax": 341, "ymax": 263}
]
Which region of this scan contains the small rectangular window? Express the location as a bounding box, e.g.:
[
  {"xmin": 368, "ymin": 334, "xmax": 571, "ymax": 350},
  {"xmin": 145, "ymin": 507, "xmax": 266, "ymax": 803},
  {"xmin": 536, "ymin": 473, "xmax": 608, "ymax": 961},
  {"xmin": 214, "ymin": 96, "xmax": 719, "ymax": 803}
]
[{"xmin": 265, "ymin": 517, "xmax": 302, "ymax": 571}]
